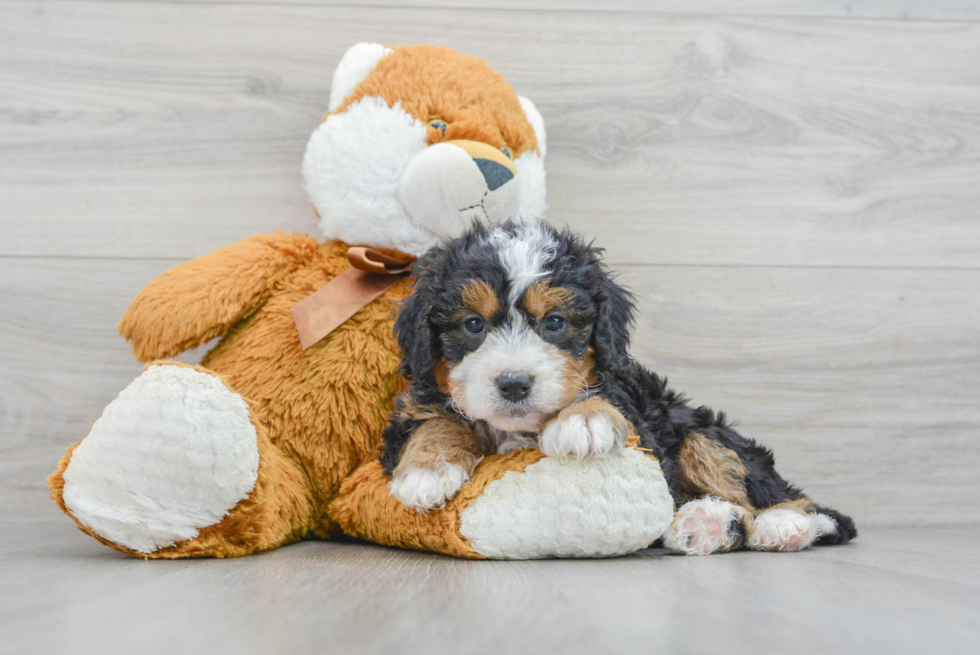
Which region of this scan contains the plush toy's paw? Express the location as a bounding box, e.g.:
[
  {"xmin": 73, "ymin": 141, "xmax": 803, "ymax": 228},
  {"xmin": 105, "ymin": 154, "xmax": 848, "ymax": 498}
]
[
  {"xmin": 389, "ymin": 464, "xmax": 468, "ymax": 512},
  {"xmin": 664, "ymin": 498, "xmax": 744, "ymax": 556},
  {"xmin": 58, "ymin": 363, "xmax": 260, "ymax": 554},
  {"xmin": 539, "ymin": 398, "xmax": 629, "ymax": 459},
  {"xmin": 747, "ymin": 508, "xmax": 835, "ymax": 552}
]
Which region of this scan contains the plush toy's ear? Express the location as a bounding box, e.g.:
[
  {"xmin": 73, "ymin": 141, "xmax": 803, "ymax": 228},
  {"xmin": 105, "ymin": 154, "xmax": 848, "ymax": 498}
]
[
  {"xmin": 592, "ymin": 268, "xmax": 636, "ymax": 373},
  {"xmin": 514, "ymin": 96, "xmax": 548, "ymax": 220},
  {"xmin": 518, "ymin": 96, "xmax": 547, "ymax": 157},
  {"xmin": 328, "ymin": 42, "xmax": 393, "ymax": 112}
]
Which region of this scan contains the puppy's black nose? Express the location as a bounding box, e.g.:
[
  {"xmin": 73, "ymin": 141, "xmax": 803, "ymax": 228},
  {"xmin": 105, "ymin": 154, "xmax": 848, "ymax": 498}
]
[{"xmin": 497, "ymin": 372, "xmax": 533, "ymax": 402}]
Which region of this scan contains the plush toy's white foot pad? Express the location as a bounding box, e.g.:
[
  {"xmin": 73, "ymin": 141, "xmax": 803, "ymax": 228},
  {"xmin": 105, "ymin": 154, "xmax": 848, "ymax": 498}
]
[
  {"xmin": 747, "ymin": 508, "xmax": 836, "ymax": 552},
  {"xmin": 389, "ymin": 464, "xmax": 468, "ymax": 512},
  {"xmin": 664, "ymin": 498, "xmax": 742, "ymax": 556},
  {"xmin": 62, "ymin": 365, "xmax": 260, "ymax": 553},
  {"xmin": 459, "ymin": 448, "xmax": 673, "ymax": 559}
]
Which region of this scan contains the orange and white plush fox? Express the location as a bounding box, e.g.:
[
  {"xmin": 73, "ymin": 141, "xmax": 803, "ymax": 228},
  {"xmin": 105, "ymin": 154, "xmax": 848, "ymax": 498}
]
[{"xmin": 48, "ymin": 44, "xmax": 673, "ymax": 560}]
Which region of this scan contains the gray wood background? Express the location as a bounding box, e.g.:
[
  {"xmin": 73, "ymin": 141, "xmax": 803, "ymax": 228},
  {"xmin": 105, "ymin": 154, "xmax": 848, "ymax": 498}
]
[{"xmin": 2, "ymin": 0, "xmax": 979, "ymax": 534}]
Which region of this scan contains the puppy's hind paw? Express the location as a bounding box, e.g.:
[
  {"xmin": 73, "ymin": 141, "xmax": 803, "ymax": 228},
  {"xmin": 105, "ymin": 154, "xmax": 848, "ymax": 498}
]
[
  {"xmin": 747, "ymin": 508, "xmax": 833, "ymax": 552},
  {"xmin": 539, "ymin": 397, "xmax": 629, "ymax": 459},
  {"xmin": 389, "ymin": 465, "xmax": 467, "ymax": 513},
  {"xmin": 664, "ymin": 498, "xmax": 744, "ymax": 556}
]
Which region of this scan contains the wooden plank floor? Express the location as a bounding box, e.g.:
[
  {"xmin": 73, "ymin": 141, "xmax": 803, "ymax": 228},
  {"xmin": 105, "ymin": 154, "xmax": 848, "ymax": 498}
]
[
  {"xmin": 2, "ymin": 514, "xmax": 979, "ymax": 654},
  {"xmin": 2, "ymin": 1, "xmax": 980, "ymax": 652}
]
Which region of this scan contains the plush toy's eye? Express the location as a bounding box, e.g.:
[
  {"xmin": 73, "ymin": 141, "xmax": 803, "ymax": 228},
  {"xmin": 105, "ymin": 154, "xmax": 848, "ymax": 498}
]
[
  {"xmin": 501, "ymin": 147, "xmax": 513, "ymax": 159},
  {"xmin": 464, "ymin": 317, "xmax": 485, "ymax": 334},
  {"xmin": 544, "ymin": 315, "xmax": 565, "ymax": 332},
  {"xmin": 429, "ymin": 119, "xmax": 448, "ymax": 134}
]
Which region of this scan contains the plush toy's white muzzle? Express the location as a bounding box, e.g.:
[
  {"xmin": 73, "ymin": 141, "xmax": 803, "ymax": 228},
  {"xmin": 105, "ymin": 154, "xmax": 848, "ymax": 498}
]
[{"xmin": 396, "ymin": 139, "xmax": 521, "ymax": 240}]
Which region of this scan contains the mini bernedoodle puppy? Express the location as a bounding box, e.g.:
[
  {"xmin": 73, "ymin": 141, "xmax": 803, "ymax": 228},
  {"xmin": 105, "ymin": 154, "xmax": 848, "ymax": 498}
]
[{"xmin": 381, "ymin": 220, "xmax": 856, "ymax": 555}]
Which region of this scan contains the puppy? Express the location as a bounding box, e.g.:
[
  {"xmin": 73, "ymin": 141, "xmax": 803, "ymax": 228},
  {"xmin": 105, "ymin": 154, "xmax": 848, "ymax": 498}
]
[{"xmin": 381, "ymin": 219, "xmax": 857, "ymax": 554}]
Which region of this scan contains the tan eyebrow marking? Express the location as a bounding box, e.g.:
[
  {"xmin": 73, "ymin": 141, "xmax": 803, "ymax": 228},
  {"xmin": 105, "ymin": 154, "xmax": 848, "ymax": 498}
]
[
  {"xmin": 523, "ymin": 279, "xmax": 574, "ymax": 319},
  {"xmin": 460, "ymin": 279, "xmax": 500, "ymax": 320}
]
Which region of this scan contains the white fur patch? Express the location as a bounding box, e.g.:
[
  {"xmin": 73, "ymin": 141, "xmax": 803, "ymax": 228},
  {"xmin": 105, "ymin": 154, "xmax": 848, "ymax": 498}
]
[
  {"xmin": 328, "ymin": 43, "xmax": 393, "ymax": 112},
  {"xmin": 62, "ymin": 365, "xmax": 260, "ymax": 553},
  {"xmin": 496, "ymin": 432, "xmax": 538, "ymax": 454},
  {"xmin": 518, "ymin": 95, "xmax": 547, "ymax": 157},
  {"xmin": 303, "ymin": 96, "xmax": 436, "ymax": 256},
  {"xmin": 514, "ymin": 150, "xmax": 547, "ymax": 220},
  {"xmin": 389, "ymin": 464, "xmax": 468, "ymax": 512},
  {"xmin": 460, "ymin": 448, "xmax": 674, "ymax": 559},
  {"xmin": 663, "ymin": 497, "xmax": 742, "ymax": 556},
  {"xmin": 539, "ymin": 409, "xmax": 625, "ymax": 459},
  {"xmin": 748, "ymin": 508, "xmax": 837, "ymax": 552},
  {"xmin": 489, "ymin": 219, "xmax": 558, "ymax": 304}
]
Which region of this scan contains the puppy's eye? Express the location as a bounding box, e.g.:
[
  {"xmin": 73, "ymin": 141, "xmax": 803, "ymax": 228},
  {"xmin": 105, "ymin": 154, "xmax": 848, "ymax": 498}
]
[
  {"xmin": 464, "ymin": 317, "xmax": 485, "ymax": 334},
  {"xmin": 429, "ymin": 119, "xmax": 448, "ymax": 134},
  {"xmin": 544, "ymin": 315, "xmax": 565, "ymax": 332},
  {"xmin": 501, "ymin": 146, "xmax": 513, "ymax": 159}
]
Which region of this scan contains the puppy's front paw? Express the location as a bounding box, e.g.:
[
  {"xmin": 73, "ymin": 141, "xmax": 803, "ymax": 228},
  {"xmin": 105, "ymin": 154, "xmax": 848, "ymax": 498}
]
[
  {"xmin": 539, "ymin": 398, "xmax": 629, "ymax": 459},
  {"xmin": 389, "ymin": 465, "xmax": 467, "ymax": 512}
]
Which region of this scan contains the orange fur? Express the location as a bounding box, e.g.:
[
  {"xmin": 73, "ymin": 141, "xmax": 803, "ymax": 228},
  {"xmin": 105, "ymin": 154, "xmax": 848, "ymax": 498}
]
[
  {"xmin": 118, "ymin": 232, "xmax": 321, "ymax": 362},
  {"xmin": 335, "ymin": 45, "xmax": 539, "ymax": 158},
  {"xmin": 557, "ymin": 348, "xmax": 597, "ymax": 408},
  {"xmin": 328, "ymin": 449, "xmax": 547, "ymax": 558}
]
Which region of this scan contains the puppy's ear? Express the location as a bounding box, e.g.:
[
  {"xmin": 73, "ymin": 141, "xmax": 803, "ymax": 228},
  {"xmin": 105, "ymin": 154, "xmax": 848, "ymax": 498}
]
[
  {"xmin": 592, "ymin": 268, "xmax": 636, "ymax": 372},
  {"xmin": 394, "ymin": 251, "xmax": 443, "ymax": 400}
]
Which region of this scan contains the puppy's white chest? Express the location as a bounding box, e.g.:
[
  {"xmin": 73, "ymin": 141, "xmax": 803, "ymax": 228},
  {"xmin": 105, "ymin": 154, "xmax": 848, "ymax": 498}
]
[{"xmin": 491, "ymin": 429, "xmax": 539, "ymax": 455}]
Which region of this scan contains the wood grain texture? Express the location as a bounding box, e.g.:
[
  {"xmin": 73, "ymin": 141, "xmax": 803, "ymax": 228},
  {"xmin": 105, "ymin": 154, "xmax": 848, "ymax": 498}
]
[
  {"xmin": 2, "ymin": 258, "xmax": 977, "ymax": 528},
  {"xmin": 88, "ymin": 0, "xmax": 980, "ymax": 22},
  {"xmin": 1, "ymin": 517, "xmax": 979, "ymax": 654},
  {"xmin": 3, "ymin": 2, "xmax": 980, "ymax": 266}
]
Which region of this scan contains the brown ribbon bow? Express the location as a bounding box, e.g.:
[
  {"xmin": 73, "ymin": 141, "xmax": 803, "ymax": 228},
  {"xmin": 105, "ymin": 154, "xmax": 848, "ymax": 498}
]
[{"xmin": 291, "ymin": 247, "xmax": 415, "ymax": 350}]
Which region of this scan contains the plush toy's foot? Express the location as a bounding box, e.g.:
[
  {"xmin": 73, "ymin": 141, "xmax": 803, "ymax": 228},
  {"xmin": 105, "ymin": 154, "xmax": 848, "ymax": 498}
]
[
  {"xmin": 330, "ymin": 445, "xmax": 674, "ymax": 559},
  {"xmin": 49, "ymin": 362, "xmax": 313, "ymax": 558}
]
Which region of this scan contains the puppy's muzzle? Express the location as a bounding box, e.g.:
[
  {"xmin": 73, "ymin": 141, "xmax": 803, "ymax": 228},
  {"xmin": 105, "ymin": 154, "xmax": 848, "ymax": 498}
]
[{"xmin": 496, "ymin": 372, "xmax": 534, "ymax": 403}]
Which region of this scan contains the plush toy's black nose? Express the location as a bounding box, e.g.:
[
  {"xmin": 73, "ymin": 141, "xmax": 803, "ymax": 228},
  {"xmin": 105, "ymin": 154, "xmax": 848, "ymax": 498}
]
[
  {"xmin": 496, "ymin": 372, "xmax": 533, "ymax": 402},
  {"xmin": 474, "ymin": 158, "xmax": 515, "ymax": 191}
]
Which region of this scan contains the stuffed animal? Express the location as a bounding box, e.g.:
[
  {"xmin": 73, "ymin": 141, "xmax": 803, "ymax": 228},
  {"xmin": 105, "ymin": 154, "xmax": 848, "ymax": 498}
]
[{"xmin": 48, "ymin": 43, "xmax": 674, "ymax": 559}]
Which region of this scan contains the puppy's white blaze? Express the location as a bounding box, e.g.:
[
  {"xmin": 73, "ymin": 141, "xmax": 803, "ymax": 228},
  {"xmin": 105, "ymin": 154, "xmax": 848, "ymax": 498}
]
[
  {"xmin": 389, "ymin": 464, "xmax": 468, "ymax": 512},
  {"xmin": 748, "ymin": 508, "xmax": 835, "ymax": 552},
  {"xmin": 488, "ymin": 219, "xmax": 558, "ymax": 304},
  {"xmin": 539, "ymin": 412, "xmax": 620, "ymax": 460},
  {"xmin": 449, "ymin": 321, "xmax": 567, "ymax": 433},
  {"xmin": 664, "ymin": 498, "xmax": 742, "ymax": 556}
]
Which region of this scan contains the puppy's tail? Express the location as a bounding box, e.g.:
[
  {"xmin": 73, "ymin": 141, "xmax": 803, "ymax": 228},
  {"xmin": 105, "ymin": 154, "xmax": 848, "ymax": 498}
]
[{"xmin": 810, "ymin": 503, "xmax": 858, "ymax": 546}]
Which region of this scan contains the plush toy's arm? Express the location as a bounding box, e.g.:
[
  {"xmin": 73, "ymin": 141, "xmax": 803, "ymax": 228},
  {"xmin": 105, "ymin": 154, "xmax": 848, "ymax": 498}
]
[{"xmin": 119, "ymin": 232, "xmax": 321, "ymax": 361}]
